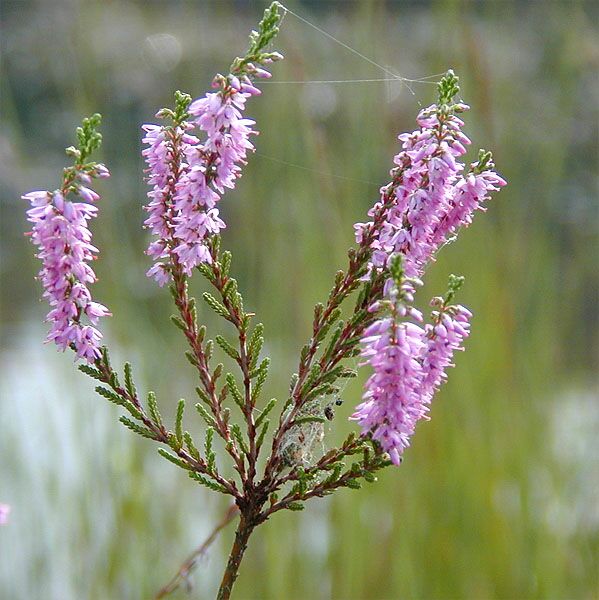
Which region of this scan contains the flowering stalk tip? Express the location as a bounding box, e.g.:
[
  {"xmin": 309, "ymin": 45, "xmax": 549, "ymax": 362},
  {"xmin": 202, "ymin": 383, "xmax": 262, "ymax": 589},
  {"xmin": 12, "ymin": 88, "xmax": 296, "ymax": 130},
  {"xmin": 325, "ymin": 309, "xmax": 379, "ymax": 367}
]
[
  {"xmin": 351, "ymin": 74, "xmax": 505, "ymax": 464},
  {"xmin": 24, "ymin": 114, "xmax": 111, "ymax": 363},
  {"xmin": 437, "ymin": 69, "xmax": 460, "ymax": 107},
  {"xmin": 141, "ymin": 4, "xmax": 284, "ymax": 285}
]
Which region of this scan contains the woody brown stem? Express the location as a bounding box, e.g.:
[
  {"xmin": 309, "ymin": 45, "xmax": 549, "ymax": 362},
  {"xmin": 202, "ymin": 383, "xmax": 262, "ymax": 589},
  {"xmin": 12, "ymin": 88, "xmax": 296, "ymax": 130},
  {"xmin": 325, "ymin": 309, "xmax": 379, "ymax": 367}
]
[{"xmin": 216, "ymin": 510, "xmax": 258, "ymax": 600}]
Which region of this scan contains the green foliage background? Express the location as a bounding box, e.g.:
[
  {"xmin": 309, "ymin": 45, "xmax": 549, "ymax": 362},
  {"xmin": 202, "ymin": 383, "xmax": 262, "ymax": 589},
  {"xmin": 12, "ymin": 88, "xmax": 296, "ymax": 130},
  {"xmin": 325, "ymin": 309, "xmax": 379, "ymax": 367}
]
[{"xmin": 1, "ymin": 1, "xmax": 597, "ymax": 598}]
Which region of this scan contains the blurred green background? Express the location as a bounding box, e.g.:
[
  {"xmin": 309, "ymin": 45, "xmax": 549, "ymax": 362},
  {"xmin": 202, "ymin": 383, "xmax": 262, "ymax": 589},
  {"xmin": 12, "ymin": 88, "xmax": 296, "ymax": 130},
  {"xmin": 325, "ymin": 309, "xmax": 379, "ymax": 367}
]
[{"xmin": 1, "ymin": 0, "xmax": 598, "ymax": 598}]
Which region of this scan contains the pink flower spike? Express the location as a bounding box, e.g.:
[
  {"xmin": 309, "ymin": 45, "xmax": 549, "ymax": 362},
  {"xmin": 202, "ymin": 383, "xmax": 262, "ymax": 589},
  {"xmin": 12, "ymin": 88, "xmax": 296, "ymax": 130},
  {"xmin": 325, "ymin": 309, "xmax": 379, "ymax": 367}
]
[{"xmin": 23, "ymin": 167, "xmax": 111, "ymax": 362}]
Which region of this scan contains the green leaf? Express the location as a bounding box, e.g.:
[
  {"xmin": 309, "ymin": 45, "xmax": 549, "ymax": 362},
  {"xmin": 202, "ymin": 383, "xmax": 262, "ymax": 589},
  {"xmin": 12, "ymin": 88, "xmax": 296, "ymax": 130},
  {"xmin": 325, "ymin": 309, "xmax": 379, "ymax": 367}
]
[
  {"xmin": 213, "ymin": 363, "xmax": 223, "ymax": 381},
  {"xmin": 231, "ymin": 423, "xmax": 249, "ymax": 455},
  {"xmin": 354, "ymin": 281, "xmax": 372, "ymax": 311},
  {"xmin": 196, "ymin": 262, "xmax": 216, "ymax": 283},
  {"xmin": 100, "ymin": 346, "xmax": 111, "ymax": 370},
  {"xmin": 256, "ymin": 419, "xmax": 269, "ymax": 449},
  {"xmin": 194, "ymin": 386, "xmax": 210, "ymax": 405},
  {"xmin": 222, "ymin": 278, "xmax": 238, "ymax": 302},
  {"xmin": 188, "ymin": 471, "xmax": 228, "ymax": 494},
  {"xmin": 363, "ymin": 471, "xmax": 377, "ymax": 483},
  {"xmin": 216, "ymin": 335, "xmax": 240, "ymax": 361},
  {"xmin": 183, "ymin": 431, "xmax": 201, "ymax": 462},
  {"xmin": 78, "ymin": 364, "xmax": 103, "ymax": 381},
  {"xmin": 304, "ymin": 383, "xmax": 337, "ymax": 403},
  {"xmin": 204, "ymin": 427, "xmax": 216, "ymax": 471},
  {"xmin": 95, "ymin": 386, "xmax": 126, "ymax": 407},
  {"xmin": 123, "ymin": 362, "xmax": 136, "ymax": 398},
  {"xmin": 286, "ymin": 502, "xmax": 305, "ymax": 511},
  {"xmin": 299, "ymin": 344, "xmax": 310, "ymax": 363},
  {"xmin": 251, "ymin": 357, "xmax": 270, "ymax": 403},
  {"xmin": 226, "ymin": 373, "xmax": 245, "ymax": 410},
  {"xmin": 325, "ymin": 463, "xmax": 344, "ymax": 484},
  {"xmin": 248, "ymin": 323, "xmax": 264, "ymax": 369},
  {"xmin": 170, "ymin": 315, "xmax": 187, "ymax": 332},
  {"xmin": 175, "ymin": 399, "xmax": 185, "ymax": 447},
  {"xmin": 300, "ymin": 363, "xmax": 321, "ymax": 395},
  {"xmin": 205, "ymin": 340, "xmax": 214, "ymax": 362},
  {"xmin": 313, "ymin": 302, "xmax": 324, "ymax": 324},
  {"xmin": 119, "ymin": 416, "xmax": 158, "ymax": 440},
  {"xmin": 289, "ymin": 373, "xmax": 299, "ymax": 395},
  {"xmin": 349, "ymin": 308, "xmax": 368, "ymax": 329},
  {"xmin": 232, "ymin": 291, "xmax": 244, "ymax": 315},
  {"xmin": 158, "ymin": 448, "xmax": 191, "ymax": 471},
  {"xmin": 195, "ymin": 401, "xmax": 217, "ymax": 428},
  {"xmin": 109, "ymin": 371, "xmax": 119, "ymax": 389},
  {"xmin": 202, "ymin": 292, "xmax": 230, "ymax": 320},
  {"xmin": 316, "ymin": 308, "xmax": 342, "ymax": 342},
  {"xmin": 220, "ymin": 251, "xmax": 232, "ymax": 277},
  {"xmin": 185, "ymin": 351, "xmax": 199, "ymax": 367},
  {"xmin": 319, "ymin": 365, "xmax": 346, "ymax": 385},
  {"xmin": 322, "ymin": 321, "xmax": 344, "ymax": 362},
  {"xmin": 147, "ymin": 391, "xmax": 163, "ymax": 428},
  {"xmin": 255, "ymin": 398, "xmax": 277, "ymax": 428}
]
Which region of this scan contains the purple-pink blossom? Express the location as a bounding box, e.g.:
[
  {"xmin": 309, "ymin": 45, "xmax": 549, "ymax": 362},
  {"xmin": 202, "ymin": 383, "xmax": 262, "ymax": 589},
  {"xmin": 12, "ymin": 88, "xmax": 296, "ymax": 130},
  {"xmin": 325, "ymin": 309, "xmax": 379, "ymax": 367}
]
[
  {"xmin": 352, "ymin": 317, "xmax": 427, "ymax": 465},
  {"xmin": 421, "ymin": 302, "xmax": 472, "ymax": 402},
  {"xmin": 143, "ymin": 70, "xmax": 276, "ymax": 284},
  {"xmin": 356, "ymin": 103, "xmax": 505, "ymax": 280},
  {"xmin": 353, "ymin": 297, "xmax": 473, "ymax": 464},
  {"xmin": 141, "ymin": 124, "xmax": 199, "ymax": 285},
  {"xmin": 352, "ymin": 92, "xmax": 504, "ymax": 463},
  {"xmin": 24, "ymin": 173, "xmax": 111, "ymax": 363},
  {"xmin": 430, "ymin": 165, "xmax": 507, "ymax": 249}
]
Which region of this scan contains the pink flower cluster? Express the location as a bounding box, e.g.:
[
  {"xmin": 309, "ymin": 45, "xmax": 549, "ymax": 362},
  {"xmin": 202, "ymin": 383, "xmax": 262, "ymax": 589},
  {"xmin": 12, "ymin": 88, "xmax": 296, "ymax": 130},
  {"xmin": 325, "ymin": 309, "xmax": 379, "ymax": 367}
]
[
  {"xmin": 352, "ymin": 299, "xmax": 471, "ymax": 465},
  {"xmin": 355, "ymin": 103, "xmax": 506, "ymax": 279},
  {"xmin": 353, "ymin": 99, "xmax": 504, "ymax": 464},
  {"xmin": 23, "ymin": 167, "xmax": 111, "ymax": 363},
  {"xmin": 172, "ymin": 85, "xmax": 258, "ymax": 273},
  {"xmin": 421, "ymin": 302, "xmax": 472, "ymax": 400},
  {"xmin": 352, "ymin": 317, "xmax": 427, "ymax": 465},
  {"xmin": 142, "ymin": 124, "xmax": 199, "ymax": 285},
  {"xmin": 143, "ymin": 65, "xmax": 280, "ymax": 285}
]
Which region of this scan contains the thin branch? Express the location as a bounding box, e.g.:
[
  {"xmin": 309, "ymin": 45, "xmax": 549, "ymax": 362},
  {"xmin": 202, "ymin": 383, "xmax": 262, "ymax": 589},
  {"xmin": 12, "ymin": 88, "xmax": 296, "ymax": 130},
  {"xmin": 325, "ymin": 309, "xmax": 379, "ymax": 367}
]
[
  {"xmin": 207, "ymin": 257, "xmax": 260, "ymax": 485},
  {"xmin": 155, "ymin": 504, "xmax": 240, "ymax": 599}
]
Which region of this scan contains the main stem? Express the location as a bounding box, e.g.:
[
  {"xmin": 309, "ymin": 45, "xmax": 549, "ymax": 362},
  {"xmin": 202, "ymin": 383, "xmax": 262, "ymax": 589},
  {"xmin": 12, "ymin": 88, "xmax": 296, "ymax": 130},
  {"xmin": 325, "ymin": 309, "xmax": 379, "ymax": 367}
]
[{"xmin": 216, "ymin": 511, "xmax": 257, "ymax": 600}]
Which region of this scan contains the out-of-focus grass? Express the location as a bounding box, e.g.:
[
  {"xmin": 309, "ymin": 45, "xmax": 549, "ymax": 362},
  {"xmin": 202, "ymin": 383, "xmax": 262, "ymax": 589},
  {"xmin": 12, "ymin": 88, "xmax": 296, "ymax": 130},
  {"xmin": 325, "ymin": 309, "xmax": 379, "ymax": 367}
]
[{"xmin": 1, "ymin": 1, "xmax": 597, "ymax": 599}]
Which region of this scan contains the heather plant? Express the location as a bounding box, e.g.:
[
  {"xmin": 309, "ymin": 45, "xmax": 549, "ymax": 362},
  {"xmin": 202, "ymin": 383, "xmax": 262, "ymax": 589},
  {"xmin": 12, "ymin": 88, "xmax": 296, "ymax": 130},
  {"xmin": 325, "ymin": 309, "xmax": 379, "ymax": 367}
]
[{"xmin": 22, "ymin": 3, "xmax": 505, "ymax": 598}]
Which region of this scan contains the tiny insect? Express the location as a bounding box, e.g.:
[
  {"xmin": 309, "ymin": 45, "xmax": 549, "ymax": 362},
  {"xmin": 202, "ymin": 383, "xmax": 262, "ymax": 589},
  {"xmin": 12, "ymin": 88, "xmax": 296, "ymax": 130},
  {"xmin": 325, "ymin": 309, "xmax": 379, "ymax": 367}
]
[{"xmin": 324, "ymin": 404, "xmax": 335, "ymax": 420}]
